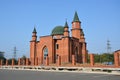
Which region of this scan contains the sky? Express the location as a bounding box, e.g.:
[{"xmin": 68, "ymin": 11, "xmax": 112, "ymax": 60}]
[{"xmin": 0, "ymin": 0, "xmax": 120, "ymax": 59}]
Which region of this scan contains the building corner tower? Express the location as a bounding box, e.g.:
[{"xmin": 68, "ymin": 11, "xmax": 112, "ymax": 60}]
[{"xmin": 30, "ymin": 27, "xmax": 37, "ymax": 65}]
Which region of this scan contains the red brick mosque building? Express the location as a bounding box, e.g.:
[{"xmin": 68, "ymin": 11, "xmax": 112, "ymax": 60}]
[
  {"xmin": 30, "ymin": 12, "xmax": 88, "ymax": 65},
  {"xmin": 0, "ymin": 12, "xmax": 120, "ymax": 68}
]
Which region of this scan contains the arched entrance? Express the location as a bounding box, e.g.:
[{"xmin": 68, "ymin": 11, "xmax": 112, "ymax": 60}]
[
  {"xmin": 43, "ymin": 47, "xmax": 48, "ymax": 65},
  {"xmin": 44, "ymin": 47, "xmax": 48, "ymax": 59}
]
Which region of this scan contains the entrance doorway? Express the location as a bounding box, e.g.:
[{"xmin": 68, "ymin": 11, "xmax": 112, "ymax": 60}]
[{"xmin": 43, "ymin": 47, "xmax": 48, "ymax": 65}]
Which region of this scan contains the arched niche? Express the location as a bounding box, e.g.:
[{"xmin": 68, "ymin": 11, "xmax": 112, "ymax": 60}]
[{"xmin": 43, "ymin": 47, "xmax": 48, "ymax": 59}]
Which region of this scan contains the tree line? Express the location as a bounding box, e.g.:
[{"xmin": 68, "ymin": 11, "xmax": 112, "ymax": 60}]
[{"xmin": 88, "ymin": 53, "xmax": 114, "ymax": 64}]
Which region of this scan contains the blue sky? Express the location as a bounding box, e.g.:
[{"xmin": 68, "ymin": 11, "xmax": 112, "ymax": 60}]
[{"xmin": 0, "ymin": 0, "xmax": 120, "ymax": 59}]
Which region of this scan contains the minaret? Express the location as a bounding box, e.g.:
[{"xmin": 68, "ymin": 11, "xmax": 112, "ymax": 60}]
[
  {"xmin": 71, "ymin": 12, "xmax": 87, "ymax": 63},
  {"xmin": 30, "ymin": 27, "xmax": 37, "ymax": 65},
  {"xmin": 71, "ymin": 11, "xmax": 81, "ymax": 41},
  {"xmin": 61, "ymin": 21, "xmax": 70, "ymax": 63},
  {"xmin": 64, "ymin": 21, "xmax": 69, "ymax": 37}
]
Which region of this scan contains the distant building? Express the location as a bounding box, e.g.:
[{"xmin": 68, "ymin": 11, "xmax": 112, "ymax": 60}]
[{"xmin": 30, "ymin": 12, "xmax": 88, "ymax": 65}]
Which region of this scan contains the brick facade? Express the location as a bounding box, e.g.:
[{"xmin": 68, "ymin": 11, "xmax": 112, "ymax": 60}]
[
  {"xmin": 18, "ymin": 58, "xmax": 21, "ymax": 65},
  {"xmin": 114, "ymin": 50, "xmax": 120, "ymax": 67},
  {"xmin": 26, "ymin": 58, "xmax": 29, "ymax": 66},
  {"xmin": 57, "ymin": 56, "xmax": 61, "ymax": 66},
  {"xmin": 72, "ymin": 55, "xmax": 76, "ymax": 65},
  {"xmin": 90, "ymin": 54, "xmax": 94, "ymax": 66},
  {"xmin": 12, "ymin": 59, "xmax": 14, "ymax": 66}
]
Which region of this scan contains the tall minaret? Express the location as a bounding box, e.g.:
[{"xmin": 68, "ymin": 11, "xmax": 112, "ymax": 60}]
[
  {"xmin": 71, "ymin": 11, "xmax": 81, "ymax": 41},
  {"xmin": 71, "ymin": 12, "xmax": 87, "ymax": 63},
  {"xmin": 30, "ymin": 27, "xmax": 37, "ymax": 65},
  {"xmin": 62, "ymin": 21, "xmax": 70, "ymax": 63}
]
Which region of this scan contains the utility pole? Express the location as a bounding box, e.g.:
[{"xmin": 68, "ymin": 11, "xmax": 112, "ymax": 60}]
[{"xmin": 107, "ymin": 40, "xmax": 111, "ymax": 64}]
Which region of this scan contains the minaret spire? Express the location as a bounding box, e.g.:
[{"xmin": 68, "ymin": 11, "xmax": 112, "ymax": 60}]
[
  {"xmin": 33, "ymin": 25, "xmax": 37, "ymax": 33},
  {"xmin": 73, "ymin": 11, "xmax": 81, "ymax": 23},
  {"xmin": 64, "ymin": 20, "xmax": 69, "ymax": 37},
  {"xmin": 64, "ymin": 20, "xmax": 69, "ymax": 28},
  {"xmin": 31, "ymin": 26, "xmax": 37, "ymax": 41}
]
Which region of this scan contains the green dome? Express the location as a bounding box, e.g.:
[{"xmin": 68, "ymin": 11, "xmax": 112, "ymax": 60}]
[{"xmin": 51, "ymin": 26, "xmax": 64, "ymax": 35}]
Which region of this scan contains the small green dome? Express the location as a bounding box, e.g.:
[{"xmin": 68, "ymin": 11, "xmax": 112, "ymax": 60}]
[{"xmin": 51, "ymin": 26, "xmax": 64, "ymax": 35}]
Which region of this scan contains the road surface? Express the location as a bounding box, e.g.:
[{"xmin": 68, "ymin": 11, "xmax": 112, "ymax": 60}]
[{"xmin": 0, "ymin": 69, "xmax": 120, "ymax": 80}]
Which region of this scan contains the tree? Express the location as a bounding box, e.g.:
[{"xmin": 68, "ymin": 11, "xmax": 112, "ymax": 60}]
[
  {"xmin": 94, "ymin": 53, "xmax": 114, "ymax": 64},
  {"xmin": 94, "ymin": 54, "xmax": 100, "ymax": 63},
  {"xmin": 21, "ymin": 55, "xmax": 26, "ymax": 59},
  {"xmin": 0, "ymin": 51, "xmax": 6, "ymax": 64}
]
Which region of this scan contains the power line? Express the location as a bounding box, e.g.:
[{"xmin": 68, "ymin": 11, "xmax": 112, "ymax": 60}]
[
  {"xmin": 13, "ymin": 46, "xmax": 18, "ymax": 59},
  {"xmin": 107, "ymin": 40, "xmax": 111, "ymax": 54}
]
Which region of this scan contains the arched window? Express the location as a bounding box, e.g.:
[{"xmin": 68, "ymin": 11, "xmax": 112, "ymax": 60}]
[{"xmin": 43, "ymin": 47, "xmax": 48, "ymax": 59}]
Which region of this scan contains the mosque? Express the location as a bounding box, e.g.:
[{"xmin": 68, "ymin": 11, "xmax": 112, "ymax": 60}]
[{"xmin": 30, "ymin": 12, "xmax": 88, "ymax": 65}]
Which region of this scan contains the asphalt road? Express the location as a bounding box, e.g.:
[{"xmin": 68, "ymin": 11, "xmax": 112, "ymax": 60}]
[{"xmin": 0, "ymin": 69, "xmax": 120, "ymax": 80}]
